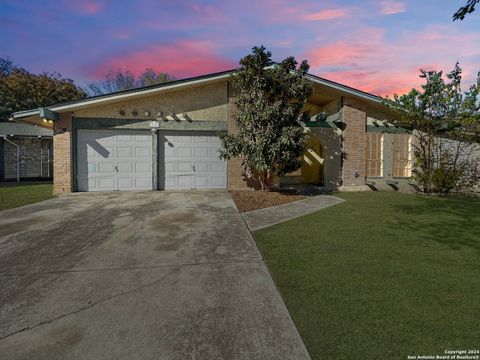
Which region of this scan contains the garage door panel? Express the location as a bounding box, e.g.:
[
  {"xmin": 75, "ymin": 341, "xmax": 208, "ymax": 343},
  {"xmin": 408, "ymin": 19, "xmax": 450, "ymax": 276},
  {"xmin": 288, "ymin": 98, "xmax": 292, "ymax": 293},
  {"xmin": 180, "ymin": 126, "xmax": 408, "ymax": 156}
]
[
  {"xmin": 160, "ymin": 131, "xmax": 227, "ymax": 190},
  {"xmin": 178, "ymin": 175, "xmax": 194, "ymax": 188},
  {"xmin": 195, "ymin": 147, "xmax": 209, "ymax": 158},
  {"xmin": 77, "ymin": 130, "xmax": 152, "ymax": 192},
  {"xmin": 195, "ymin": 176, "xmax": 209, "ymax": 188},
  {"xmin": 164, "ymin": 147, "xmax": 175, "ymax": 157},
  {"xmin": 164, "ymin": 177, "xmax": 176, "ymax": 188},
  {"xmin": 194, "ymin": 162, "xmax": 209, "ymax": 172},
  {"xmin": 87, "ymin": 178, "xmax": 96, "ymax": 189},
  {"xmin": 97, "ymin": 137, "xmax": 115, "ymax": 146},
  {"xmin": 98, "ymin": 162, "xmax": 115, "ymax": 172},
  {"xmin": 177, "ymin": 162, "xmax": 194, "ymax": 173},
  {"xmin": 211, "ymin": 162, "xmax": 226, "ymax": 173},
  {"xmin": 210, "ymin": 176, "xmax": 227, "ymax": 188},
  {"xmin": 135, "ymin": 162, "xmax": 150, "ymax": 172},
  {"xmin": 87, "ymin": 163, "xmax": 97, "ymax": 173},
  {"xmin": 195, "ymin": 136, "xmax": 209, "ymax": 143},
  {"xmin": 117, "ymin": 147, "xmax": 133, "ymax": 157},
  {"xmin": 98, "ymin": 178, "xmax": 116, "ymax": 190},
  {"xmin": 135, "ymin": 177, "xmax": 151, "ymax": 188},
  {"xmin": 164, "ymin": 162, "xmax": 175, "ymax": 173},
  {"xmin": 117, "ymin": 162, "xmax": 133, "ymax": 173},
  {"xmin": 117, "ymin": 177, "xmax": 133, "ymax": 189},
  {"xmin": 117, "ymin": 134, "xmax": 133, "ymax": 142},
  {"xmin": 176, "ymin": 147, "xmax": 193, "ymax": 158},
  {"xmin": 135, "ymin": 147, "xmax": 150, "ymax": 157},
  {"xmin": 209, "ymin": 147, "xmax": 220, "ymax": 158}
]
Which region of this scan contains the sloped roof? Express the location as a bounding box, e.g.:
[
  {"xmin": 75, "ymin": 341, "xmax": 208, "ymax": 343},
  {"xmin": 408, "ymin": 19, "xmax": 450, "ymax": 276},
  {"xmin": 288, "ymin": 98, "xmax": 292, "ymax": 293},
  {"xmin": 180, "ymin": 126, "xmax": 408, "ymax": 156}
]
[
  {"xmin": 12, "ymin": 69, "xmax": 383, "ymax": 119},
  {"xmin": 0, "ymin": 122, "xmax": 53, "ymax": 137}
]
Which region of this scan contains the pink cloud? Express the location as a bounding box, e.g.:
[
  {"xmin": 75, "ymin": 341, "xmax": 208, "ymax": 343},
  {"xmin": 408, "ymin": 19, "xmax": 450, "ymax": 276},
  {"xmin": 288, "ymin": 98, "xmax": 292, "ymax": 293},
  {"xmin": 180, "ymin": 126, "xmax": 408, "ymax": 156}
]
[
  {"xmin": 380, "ymin": 1, "xmax": 406, "ymax": 15},
  {"xmin": 305, "ymin": 26, "xmax": 480, "ymax": 96},
  {"xmin": 69, "ymin": 1, "xmax": 103, "ymax": 15},
  {"xmin": 242, "ymin": 1, "xmax": 351, "ymax": 24},
  {"xmin": 90, "ymin": 40, "xmax": 236, "ymax": 80},
  {"xmin": 303, "ymin": 8, "xmax": 349, "ymax": 21}
]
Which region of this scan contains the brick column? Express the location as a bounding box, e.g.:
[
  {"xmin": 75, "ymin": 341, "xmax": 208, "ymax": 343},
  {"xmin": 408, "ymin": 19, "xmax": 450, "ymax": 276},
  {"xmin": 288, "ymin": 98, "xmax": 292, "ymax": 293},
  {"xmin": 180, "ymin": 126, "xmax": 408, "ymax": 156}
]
[
  {"xmin": 342, "ymin": 98, "xmax": 367, "ymax": 186},
  {"xmin": 53, "ymin": 113, "xmax": 73, "ymax": 194}
]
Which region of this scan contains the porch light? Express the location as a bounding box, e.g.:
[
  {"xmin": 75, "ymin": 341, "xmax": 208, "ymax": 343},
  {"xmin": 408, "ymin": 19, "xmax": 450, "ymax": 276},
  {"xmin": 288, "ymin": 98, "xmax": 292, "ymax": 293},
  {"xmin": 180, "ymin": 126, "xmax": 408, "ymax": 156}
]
[{"xmin": 149, "ymin": 121, "xmax": 160, "ymax": 129}]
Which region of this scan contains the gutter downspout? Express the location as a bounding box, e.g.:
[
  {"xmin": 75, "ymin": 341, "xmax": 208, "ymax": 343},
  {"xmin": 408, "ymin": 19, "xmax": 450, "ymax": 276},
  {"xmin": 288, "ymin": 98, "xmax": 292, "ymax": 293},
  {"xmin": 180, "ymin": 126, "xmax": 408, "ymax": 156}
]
[{"xmin": 0, "ymin": 135, "xmax": 20, "ymax": 182}]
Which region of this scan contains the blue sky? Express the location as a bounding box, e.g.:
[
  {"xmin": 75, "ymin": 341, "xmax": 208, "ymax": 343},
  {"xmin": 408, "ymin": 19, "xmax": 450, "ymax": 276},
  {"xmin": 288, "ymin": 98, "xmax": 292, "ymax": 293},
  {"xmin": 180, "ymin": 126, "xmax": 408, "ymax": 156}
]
[{"xmin": 1, "ymin": 0, "xmax": 479, "ymax": 94}]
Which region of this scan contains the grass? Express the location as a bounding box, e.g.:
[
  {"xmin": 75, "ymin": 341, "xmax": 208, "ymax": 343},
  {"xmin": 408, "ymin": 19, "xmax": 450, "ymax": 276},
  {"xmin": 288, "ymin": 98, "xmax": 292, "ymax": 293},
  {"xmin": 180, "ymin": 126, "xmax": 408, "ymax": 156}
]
[
  {"xmin": 254, "ymin": 192, "xmax": 480, "ymax": 359},
  {"xmin": 0, "ymin": 184, "xmax": 54, "ymax": 211}
]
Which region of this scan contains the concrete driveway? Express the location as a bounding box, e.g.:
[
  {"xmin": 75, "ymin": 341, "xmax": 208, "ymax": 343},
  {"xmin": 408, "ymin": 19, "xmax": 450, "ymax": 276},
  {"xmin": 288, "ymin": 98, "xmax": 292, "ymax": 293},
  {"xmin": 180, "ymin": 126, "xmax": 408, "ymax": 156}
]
[{"xmin": 0, "ymin": 191, "xmax": 309, "ymax": 360}]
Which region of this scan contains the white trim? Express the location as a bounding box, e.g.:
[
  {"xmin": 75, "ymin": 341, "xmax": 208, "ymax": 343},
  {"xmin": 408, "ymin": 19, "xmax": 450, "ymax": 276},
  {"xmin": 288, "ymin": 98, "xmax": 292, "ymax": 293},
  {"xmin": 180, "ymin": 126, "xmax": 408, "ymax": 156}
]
[{"xmin": 12, "ymin": 109, "xmax": 40, "ymax": 118}]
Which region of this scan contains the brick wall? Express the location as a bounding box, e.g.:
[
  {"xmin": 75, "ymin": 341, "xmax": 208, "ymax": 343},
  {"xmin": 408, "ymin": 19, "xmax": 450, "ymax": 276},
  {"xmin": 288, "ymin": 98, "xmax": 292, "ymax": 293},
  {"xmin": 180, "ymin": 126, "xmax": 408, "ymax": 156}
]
[
  {"xmin": 342, "ymin": 98, "xmax": 367, "ymax": 186},
  {"xmin": 53, "ymin": 113, "xmax": 73, "ymax": 194},
  {"xmin": 74, "ymin": 82, "xmax": 228, "ymax": 121}
]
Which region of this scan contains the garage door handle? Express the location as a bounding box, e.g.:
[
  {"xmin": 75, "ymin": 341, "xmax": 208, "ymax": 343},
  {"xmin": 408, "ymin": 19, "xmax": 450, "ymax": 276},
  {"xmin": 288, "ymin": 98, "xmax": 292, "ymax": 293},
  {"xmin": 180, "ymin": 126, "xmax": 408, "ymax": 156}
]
[
  {"xmin": 192, "ymin": 165, "xmax": 195, "ymax": 172},
  {"xmin": 115, "ymin": 165, "xmax": 118, "ymax": 172}
]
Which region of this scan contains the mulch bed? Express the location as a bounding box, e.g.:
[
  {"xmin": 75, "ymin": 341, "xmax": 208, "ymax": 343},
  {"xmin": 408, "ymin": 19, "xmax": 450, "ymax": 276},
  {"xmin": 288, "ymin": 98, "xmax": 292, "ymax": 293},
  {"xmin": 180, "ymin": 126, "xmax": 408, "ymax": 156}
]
[{"xmin": 230, "ymin": 190, "xmax": 306, "ymax": 213}]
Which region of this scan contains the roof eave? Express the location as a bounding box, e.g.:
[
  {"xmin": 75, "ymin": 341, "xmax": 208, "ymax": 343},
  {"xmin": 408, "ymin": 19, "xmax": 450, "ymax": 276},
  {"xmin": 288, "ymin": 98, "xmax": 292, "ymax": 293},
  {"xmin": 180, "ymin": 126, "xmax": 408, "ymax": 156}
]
[
  {"xmin": 11, "ymin": 69, "xmax": 385, "ymax": 119},
  {"xmin": 12, "ymin": 109, "xmax": 40, "ymax": 119},
  {"xmin": 11, "ymin": 69, "xmax": 236, "ymax": 118},
  {"xmin": 306, "ymin": 74, "xmax": 382, "ymax": 104},
  {"xmin": 49, "ymin": 70, "xmax": 234, "ymax": 112}
]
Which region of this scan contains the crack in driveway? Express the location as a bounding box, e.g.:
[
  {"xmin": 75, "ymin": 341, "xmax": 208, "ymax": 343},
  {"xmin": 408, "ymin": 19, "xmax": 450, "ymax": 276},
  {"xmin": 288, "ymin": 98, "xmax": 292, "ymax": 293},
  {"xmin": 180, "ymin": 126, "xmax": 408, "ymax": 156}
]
[
  {"xmin": 0, "ymin": 258, "xmax": 262, "ymax": 277},
  {"xmin": 0, "ymin": 268, "xmax": 177, "ymax": 341}
]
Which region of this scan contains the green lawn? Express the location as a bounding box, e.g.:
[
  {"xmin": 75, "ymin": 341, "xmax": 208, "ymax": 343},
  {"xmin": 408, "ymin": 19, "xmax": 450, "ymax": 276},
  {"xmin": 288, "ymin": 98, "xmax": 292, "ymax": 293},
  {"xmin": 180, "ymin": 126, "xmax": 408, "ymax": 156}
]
[
  {"xmin": 0, "ymin": 184, "xmax": 54, "ymax": 211},
  {"xmin": 254, "ymin": 192, "xmax": 480, "ymax": 360}
]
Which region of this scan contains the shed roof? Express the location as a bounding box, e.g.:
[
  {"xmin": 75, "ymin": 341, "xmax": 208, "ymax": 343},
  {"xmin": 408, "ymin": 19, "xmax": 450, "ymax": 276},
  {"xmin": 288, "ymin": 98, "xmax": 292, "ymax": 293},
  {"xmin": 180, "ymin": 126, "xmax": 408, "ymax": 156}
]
[{"xmin": 0, "ymin": 122, "xmax": 53, "ymax": 137}]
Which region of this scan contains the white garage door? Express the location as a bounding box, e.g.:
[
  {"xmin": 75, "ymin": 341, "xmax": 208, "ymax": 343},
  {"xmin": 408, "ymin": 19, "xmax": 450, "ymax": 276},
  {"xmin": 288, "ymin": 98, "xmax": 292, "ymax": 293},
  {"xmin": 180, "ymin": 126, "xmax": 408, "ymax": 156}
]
[
  {"xmin": 77, "ymin": 130, "xmax": 153, "ymax": 191},
  {"xmin": 159, "ymin": 132, "xmax": 227, "ymax": 189}
]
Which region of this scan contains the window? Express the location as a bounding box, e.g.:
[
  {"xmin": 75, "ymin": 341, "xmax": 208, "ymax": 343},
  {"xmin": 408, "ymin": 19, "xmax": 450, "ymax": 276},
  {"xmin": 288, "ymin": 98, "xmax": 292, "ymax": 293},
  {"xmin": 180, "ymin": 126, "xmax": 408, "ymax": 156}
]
[
  {"xmin": 366, "ymin": 133, "xmax": 383, "ymax": 177},
  {"xmin": 392, "ymin": 134, "xmax": 412, "ymax": 177}
]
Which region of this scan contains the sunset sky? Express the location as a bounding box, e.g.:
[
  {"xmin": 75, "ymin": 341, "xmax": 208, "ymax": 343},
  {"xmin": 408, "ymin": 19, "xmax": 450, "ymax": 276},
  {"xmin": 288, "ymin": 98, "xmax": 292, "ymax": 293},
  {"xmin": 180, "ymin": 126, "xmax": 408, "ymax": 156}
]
[{"xmin": 1, "ymin": 0, "xmax": 479, "ymax": 95}]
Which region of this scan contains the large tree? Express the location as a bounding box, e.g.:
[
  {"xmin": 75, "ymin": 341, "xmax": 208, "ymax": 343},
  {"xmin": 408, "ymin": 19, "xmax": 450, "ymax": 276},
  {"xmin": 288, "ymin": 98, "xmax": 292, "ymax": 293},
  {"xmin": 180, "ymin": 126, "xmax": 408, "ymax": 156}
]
[
  {"xmin": 453, "ymin": 0, "xmax": 479, "ymax": 20},
  {"xmin": 0, "ymin": 58, "xmax": 87, "ymax": 122},
  {"xmin": 220, "ymin": 46, "xmax": 312, "ymax": 190},
  {"xmin": 384, "ymin": 63, "xmax": 480, "ymax": 193},
  {"xmin": 88, "ymin": 68, "xmax": 175, "ymax": 95}
]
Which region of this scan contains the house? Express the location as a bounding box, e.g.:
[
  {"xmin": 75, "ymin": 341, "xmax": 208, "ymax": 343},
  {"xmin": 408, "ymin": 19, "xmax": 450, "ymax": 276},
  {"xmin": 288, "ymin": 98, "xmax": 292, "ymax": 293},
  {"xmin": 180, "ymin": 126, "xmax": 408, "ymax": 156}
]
[
  {"xmin": 0, "ymin": 122, "xmax": 53, "ymax": 182},
  {"xmin": 11, "ymin": 69, "xmax": 413, "ymax": 193}
]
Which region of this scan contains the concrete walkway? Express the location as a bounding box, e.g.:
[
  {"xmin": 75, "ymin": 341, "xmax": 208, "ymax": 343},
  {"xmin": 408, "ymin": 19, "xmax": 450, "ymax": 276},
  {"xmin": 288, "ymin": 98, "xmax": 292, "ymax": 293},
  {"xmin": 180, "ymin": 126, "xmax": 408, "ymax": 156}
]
[{"xmin": 242, "ymin": 195, "xmax": 345, "ymax": 231}]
